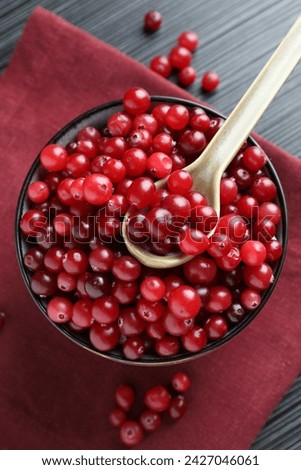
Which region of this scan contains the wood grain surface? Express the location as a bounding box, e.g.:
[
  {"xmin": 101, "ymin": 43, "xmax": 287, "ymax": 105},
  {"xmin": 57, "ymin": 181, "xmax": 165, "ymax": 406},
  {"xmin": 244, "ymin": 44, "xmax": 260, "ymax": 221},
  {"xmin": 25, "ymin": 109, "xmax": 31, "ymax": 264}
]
[{"xmin": 1, "ymin": 0, "xmax": 300, "ymax": 450}]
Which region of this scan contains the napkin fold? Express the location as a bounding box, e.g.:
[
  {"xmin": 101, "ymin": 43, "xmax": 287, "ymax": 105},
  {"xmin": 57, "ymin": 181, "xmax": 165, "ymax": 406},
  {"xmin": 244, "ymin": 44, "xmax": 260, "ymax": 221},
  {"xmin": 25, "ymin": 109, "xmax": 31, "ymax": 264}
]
[{"xmin": 0, "ymin": 7, "xmax": 300, "ymax": 450}]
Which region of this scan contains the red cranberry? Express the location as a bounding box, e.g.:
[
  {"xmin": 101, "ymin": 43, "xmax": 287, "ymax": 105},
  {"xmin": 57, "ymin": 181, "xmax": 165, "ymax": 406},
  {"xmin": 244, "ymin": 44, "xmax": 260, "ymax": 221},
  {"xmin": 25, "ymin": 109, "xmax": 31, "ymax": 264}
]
[
  {"xmin": 171, "ymin": 372, "xmax": 191, "ymax": 392},
  {"xmin": 240, "ymin": 240, "xmax": 267, "ymax": 266},
  {"xmin": 178, "ymin": 66, "xmax": 197, "ymax": 86},
  {"xmin": 179, "ymin": 228, "xmax": 209, "ymax": 255},
  {"xmin": 169, "ymin": 46, "xmax": 192, "ymax": 69},
  {"xmin": 47, "ymin": 296, "xmax": 73, "ymax": 323},
  {"xmin": 168, "ymin": 395, "xmax": 188, "ymax": 420},
  {"xmin": 121, "ymin": 148, "xmax": 147, "ymax": 177},
  {"xmin": 216, "ymin": 214, "xmax": 248, "ymax": 243},
  {"xmin": 152, "ymin": 132, "xmax": 174, "ymax": 154},
  {"xmin": 220, "ymin": 178, "xmax": 238, "ymax": 205},
  {"xmin": 77, "ymin": 126, "xmax": 101, "ymax": 144},
  {"xmin": 92, "ymin": 296, "xmax": 119, "ymax": 324},
  {"xmin": 206, "ymin": 286, "xmax": 232, "ymax": 312},
  {"xmin": 112, "ymin": 280, "xmax": 138, "ymax": 305},
  {"xmin": 31, "ymin": 270, "xmax": 57, "ymax": 297},
  {"xmin": 127, "ymin": 177, "xmax": 156, "ymax": 209},
  {"xmin": 27, "ymin": 181, "xmax": 50, "ymax": 204},
  {"xmin": 140, "ymin": 276, "xmax": 166, "ymax": 302},
  {"xmin": 204, "ymin": 314, "xmax": 228, "ymax": 340},
  {"xmin": 178, "ymin": 130, "xmax": 207, "ymax": 158},
  {"xmin": 150, "ymin": 55, "xmax": 172, "ymax": 78},
  {"xmin": 258, "ymin": 202, "xmax": 281, "ymax": 225},
  {"xmin": 107, "ymin": 111, "xmax": 132, "ymax": 137},
  {"xmin": 241, "ymin": 288, "xmax": 261, "ymax": 310},
  {"xmin": 40, "ymin": 144, "xmax": 68, "ymax": 171},
  {"xmin": 101, "ymin": 136, "xmax": 128, "ymax": 159},
  {"xmin": 115, "ymin": 384, "xmax": 135, "ymax": 411},
  {"xmin": 137, "ymin": 298, "xmax": 164, "ymax": 323},
  {"xmin": 76, "ymin": 140, "xmax": 98, "ymax": 159},
  {"xmin": 24, "ymin": 247, "xmax": 44, "ymax": 271},
  {"xmin": 112, "ymin": 256, "xmax": 141, "ymax": 282},
  {"xmin": 265, "ymin": 239, "xmax": 283, "ymax": 261},
  {"xmin": 166, "ymin": 105, "xmax": 190, "ymax": 131},
  {"xmin": 123, "ymin": 336, "xmax": 145, "ymax": 360},
  {"xmin": 251, "ymin": 177, "xmax": 277, "ymax": 202},
  {"xmin": 147, "ymin": 152, "xmax": 172, "ymax": 178},
  {"xmin": 181, "ymin": 326, "xmax": 207, "ymax": 352},
  {"xmin": 216, "ymin": 246, "xmax": 241, "ymax": 271},
  {"xmin": 155, "ymin": 335, "xmax": 180, "ymax": 356},
  {"xmin": 152, "ymin": 104, "xmax": 171, "ymax": 126},
  {"xmin": 118, "ymin": 307, "xmax": 145, "ymax": 336},
  {"xmin": 163, "ymin": 311, "xmax": 194, "ymax": 336},
  {"xmin": 201, "ymin": 71, "xmax": 220, "ymax": 92},
  {"xmin": 242, "ymin": 146, "xmax": 266, "ymax": 172},
  {"xmin": 207, "ymin": 233, "xmax": 232, "ymax": 258},
  {"xmin": 190, "ymin": 110, "xmax": 211, "ymax": 132},
  {"xmin": 20, "ymin": 209, "xmax": 47, "ymax": 236},
  {"xmin": 144, "ymin": 10, "xmax": 162, "ymax": 32},
  {"xmin": 83, "ymin": 174, "xmax": 113, "ymax": 205},
  {"xmin": 133, "ymin": 113, "xmax": 158, "ymax": 135},
  {"xmin": 123, "ymin": 87, "xmax": 151, "ymax": 115},
  {"xmin": 168, "ymin": 170, "xmax": 193, "ymax": 195},
  {"xmin": 184, "ymin": 255, "xmax": 217, "ymax": 284},
  {"xmin": 72, "ymin": 299, "xmax": 94, "ymax": 328},
  {"xmin": 89, "ymin": 322, "xmax": 120, "ymax": 351},
  {"xmin": 62, "ymin": 249, "xmax": 88, "ymax": 275},
  {"xmin": 139, "ymin": 410, "xmax": 161, "ymax": 432},
  {"xmin": 225, "ymin": 302, "xmax": 246, "ymax": 324},
  {"xmin": 191, "ymin": 205, "xmax": 218, "ymax": 235},
  {"xmin": 243, "ymin": 263, "xmax": 274, "ymax": 290},
  {"xmin": 109, "ymin": 408, "xmax": 126, "ymax": 428},
  {"xmin": 178, "ymin": 31, "xmax": 199, "ymax": 51},
  {"xmin": 168, "ymin": 285, "xmax": 201, "ymax": 319}
]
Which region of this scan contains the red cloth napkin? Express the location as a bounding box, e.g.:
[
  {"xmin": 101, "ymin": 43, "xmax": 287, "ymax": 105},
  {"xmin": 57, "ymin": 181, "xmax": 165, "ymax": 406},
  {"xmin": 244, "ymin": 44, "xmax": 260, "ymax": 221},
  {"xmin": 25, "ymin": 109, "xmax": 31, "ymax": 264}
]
[{"xmin": 0, "ymin": 7, "xmax": 300, "ymax": 450}]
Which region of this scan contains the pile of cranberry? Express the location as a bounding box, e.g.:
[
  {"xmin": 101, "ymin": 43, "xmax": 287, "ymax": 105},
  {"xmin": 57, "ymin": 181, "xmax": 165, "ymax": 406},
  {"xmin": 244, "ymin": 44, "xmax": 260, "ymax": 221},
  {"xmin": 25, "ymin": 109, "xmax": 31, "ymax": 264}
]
[
  {"xmin": 110, "ymin": 372, "xmax": 190, "ymax": 447},
  {"xmin": 19, "ymin": 86, "xmax": 283, "ymax": 361},
  {"xmin": 145, "ymin": 10, "xmax": 220, "ymax": 91}
]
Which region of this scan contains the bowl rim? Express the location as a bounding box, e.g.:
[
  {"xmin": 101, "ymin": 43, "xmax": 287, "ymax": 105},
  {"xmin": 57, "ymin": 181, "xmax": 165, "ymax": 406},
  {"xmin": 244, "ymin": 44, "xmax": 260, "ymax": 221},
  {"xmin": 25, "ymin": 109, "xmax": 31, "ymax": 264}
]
[{"xmin": 15, "ymin": 95, "xmax": 288, "ymax": 366}]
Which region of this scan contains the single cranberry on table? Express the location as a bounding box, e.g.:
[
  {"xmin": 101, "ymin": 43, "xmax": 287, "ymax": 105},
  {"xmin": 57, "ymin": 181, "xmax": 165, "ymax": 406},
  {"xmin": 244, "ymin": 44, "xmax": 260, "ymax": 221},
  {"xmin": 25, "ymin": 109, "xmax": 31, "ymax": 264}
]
[
  {"xmin": 109, "ymin": 407, "xmax": 127, "ymax": 428},
  {"xmin": 201, "ymin": 71, "xmax": 220, "ymax": 92},
  {"xmin": 40, "ymin": 144, "xmax": 68, "ymax": 171},
  {"xmin": 0, "ymin": 312, "xmax": 6, "ymax": 329},
  {"xmin": 120, "ymin": 421, "xmax": 144, "ymax": 447}
]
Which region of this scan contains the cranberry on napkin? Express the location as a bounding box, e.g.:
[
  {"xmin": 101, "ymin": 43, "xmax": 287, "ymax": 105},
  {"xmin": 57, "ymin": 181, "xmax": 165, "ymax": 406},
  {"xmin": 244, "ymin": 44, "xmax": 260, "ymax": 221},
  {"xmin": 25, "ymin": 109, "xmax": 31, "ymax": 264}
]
[{"xmin": 0, "ymin": 7, "xmax": 300, "ymax": 450}]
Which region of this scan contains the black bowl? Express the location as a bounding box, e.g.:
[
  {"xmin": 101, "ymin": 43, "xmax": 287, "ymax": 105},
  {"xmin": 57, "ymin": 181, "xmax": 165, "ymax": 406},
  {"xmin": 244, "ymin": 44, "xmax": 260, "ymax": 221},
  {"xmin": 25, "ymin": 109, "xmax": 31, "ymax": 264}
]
[{"xmin": 15, "ymin": 96, "xmax": 288, "ymax": 366}]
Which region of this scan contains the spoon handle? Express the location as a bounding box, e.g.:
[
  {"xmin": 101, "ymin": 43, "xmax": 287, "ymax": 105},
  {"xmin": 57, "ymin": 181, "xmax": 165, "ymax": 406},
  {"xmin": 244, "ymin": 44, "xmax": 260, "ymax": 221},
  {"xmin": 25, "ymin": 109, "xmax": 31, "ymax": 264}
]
[{"xmin": 192, "ymin": 15, "xmax": 301, "ymax": 175}]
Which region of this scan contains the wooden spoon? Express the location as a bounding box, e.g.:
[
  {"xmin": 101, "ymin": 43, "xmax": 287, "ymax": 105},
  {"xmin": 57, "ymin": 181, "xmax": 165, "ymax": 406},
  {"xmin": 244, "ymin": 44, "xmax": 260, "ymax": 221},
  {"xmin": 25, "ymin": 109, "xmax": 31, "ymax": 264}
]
[{"xmin": 122, "ymin": 16, "xmax": 301, "ymax": 269}]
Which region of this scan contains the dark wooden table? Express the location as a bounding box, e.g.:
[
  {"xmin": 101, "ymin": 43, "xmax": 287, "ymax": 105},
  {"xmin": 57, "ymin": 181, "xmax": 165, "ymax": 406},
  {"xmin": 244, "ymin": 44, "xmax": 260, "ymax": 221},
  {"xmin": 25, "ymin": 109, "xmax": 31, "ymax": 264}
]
[{"xmin": 1, "ymin": 0, "xmax": 300, "ymax": 449}]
